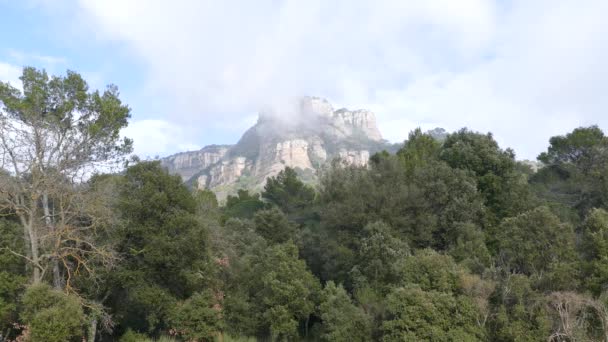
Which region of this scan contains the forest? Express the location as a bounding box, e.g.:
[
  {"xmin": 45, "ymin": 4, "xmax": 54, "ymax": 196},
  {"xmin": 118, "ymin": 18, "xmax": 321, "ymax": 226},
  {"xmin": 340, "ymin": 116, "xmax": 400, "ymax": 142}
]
[{"xmin": 1, "ymin": 69, "xmax": 608, "ymax": 342}]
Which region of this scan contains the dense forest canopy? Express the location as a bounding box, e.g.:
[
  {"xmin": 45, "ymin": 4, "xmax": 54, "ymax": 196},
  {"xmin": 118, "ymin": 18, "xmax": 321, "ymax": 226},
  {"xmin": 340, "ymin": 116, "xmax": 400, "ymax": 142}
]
[{"xmin": 2, "ymin": 69, "xmax": 608, "ymax": 341}]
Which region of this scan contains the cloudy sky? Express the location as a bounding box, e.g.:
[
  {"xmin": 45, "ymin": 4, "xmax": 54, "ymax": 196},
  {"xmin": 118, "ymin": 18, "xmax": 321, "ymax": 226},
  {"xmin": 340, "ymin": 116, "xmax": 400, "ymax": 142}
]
[{"xmin": 0, "ymin": 0, "xmax": 606, "ymax": 159}]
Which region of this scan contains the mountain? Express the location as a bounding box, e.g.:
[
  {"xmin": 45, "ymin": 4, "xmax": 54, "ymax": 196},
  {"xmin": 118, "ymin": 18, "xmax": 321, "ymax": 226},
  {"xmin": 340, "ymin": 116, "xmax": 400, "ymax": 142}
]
[{"xmin": 161, "ymin": 96, "xmax": 398, "ymax": 199}]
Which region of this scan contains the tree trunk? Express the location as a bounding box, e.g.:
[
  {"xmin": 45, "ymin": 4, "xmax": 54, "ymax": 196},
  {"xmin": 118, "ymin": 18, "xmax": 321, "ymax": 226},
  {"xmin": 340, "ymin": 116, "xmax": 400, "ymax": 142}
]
[
  {"xmin": 43, "ymin": 193, "xmax": 62, "ymax": 289},
  {"xmin": 26, "ymin": 221, "xmax": 41, "ymax": 284},
  {"xmin": 88, "ymin": 318, "xmax": 97, "ymax": 342}
]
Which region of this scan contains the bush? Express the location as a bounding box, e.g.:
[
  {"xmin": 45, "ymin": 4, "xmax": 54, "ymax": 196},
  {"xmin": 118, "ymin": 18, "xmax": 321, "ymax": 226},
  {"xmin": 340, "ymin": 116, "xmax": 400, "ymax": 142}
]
[
  {"xmin": 168, "ymin": 290, "xmax": 221, "ymax": 341},
  {"xmin": 20, "ymin": 284, "xmax": 85, "ymax": 342}
]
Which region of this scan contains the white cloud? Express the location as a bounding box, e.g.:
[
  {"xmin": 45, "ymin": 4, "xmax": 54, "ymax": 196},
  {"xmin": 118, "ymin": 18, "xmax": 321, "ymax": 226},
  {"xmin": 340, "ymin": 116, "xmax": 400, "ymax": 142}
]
[
  {"xmin": 122, "ymin": 119, "xmax": 201, "ymax": 158},
  {"xmin": 7, "ymin": 49, "xmax": 67, "ymax": 66},
  {"xmin": 62, "ymin": 0, "xmax": 608, "ymax": 159},
  {"xmin": 0, "ymin": 62, "xmax": 22, "ymax": 86},
  {"xmin": 76, "ymin": 0, "xmax": 496, "ymax": 114}
]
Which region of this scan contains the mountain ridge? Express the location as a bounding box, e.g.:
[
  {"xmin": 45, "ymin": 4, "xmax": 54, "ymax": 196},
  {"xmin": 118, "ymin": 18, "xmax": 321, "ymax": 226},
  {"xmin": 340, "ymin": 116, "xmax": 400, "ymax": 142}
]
[{"xmin": 161, "ymin": 96, "xmax": 398, "ymax": 199}]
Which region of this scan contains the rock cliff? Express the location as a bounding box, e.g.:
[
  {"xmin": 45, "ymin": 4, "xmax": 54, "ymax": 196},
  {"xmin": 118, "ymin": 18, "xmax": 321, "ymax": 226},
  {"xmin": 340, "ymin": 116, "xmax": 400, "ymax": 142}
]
[{"xmin": 161, "ymin": 96, "xmax": 394, "ymax": 199}]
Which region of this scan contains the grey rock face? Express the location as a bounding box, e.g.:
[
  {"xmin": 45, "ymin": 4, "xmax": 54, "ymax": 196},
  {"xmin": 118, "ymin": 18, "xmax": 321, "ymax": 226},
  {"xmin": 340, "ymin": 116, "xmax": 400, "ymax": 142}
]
[
  {"xmin": 161, "ymin": 145, "xmax": 229, "ymax": 181},
  {"xmin": 161, "ymin": 96, "xmax": 390, "ymax": 199}
]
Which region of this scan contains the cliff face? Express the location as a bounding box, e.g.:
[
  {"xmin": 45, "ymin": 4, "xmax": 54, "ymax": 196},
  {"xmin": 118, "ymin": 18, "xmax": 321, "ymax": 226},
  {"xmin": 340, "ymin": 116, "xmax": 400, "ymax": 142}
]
[
  {"xmin": 161, "ymin": 96, "xmax": 392, "ymax": 199},
  {"xmin": 161, "ymin": 145, "xmax": 230, "ymax": 181}
]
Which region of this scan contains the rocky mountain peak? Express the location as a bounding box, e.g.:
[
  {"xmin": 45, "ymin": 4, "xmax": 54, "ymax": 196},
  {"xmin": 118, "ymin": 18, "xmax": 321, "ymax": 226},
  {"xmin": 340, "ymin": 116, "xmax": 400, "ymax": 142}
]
[{"xmin": 162, "ymin": 97, "xmax": 393, "ymax": 199}]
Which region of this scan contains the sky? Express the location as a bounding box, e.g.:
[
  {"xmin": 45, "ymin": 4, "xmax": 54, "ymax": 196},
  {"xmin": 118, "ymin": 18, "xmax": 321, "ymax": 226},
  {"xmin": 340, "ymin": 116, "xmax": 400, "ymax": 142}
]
[{"xmin": 0, "ymin": 0, "xmax": 607, "ymax": 160}]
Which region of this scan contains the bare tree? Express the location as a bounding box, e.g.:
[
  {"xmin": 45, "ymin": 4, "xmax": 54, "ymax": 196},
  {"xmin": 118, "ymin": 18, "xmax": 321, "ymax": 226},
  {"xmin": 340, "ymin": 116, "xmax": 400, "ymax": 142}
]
[
  {"xmin": 0, "ymin": 67, "xmax": 132, "ymax": 290},
  {"xmin": 547, "ymin": 291, "xmax": 608, "ymax": 342}
]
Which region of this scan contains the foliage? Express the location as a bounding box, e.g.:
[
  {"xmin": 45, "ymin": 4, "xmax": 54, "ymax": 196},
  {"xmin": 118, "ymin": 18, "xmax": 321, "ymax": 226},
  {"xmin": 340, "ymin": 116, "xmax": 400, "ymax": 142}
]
[
  {"xmin": 440, "ymin": 128, "xmax": 536, "ymax": 221},
  {"xmin": 496, "ymin": 206, "xmax": 578, "ymax": 290},
  {"xmin": 382, "ymin": 286, "xmax": 484, "ymax": 341},
  {"xmin": 107, "ymin": 161, "xmax": 212, "ymax": 334},
  {"xmin": 580, "ymin": 208, "xmax": 608, "ymax": 295},
  {"xmin": 20, "ymin": 284, "xmax": 85, "ymax": 342},
  {"xmin": 253, "ymin": 207, "xmax": 295, "ymax": 244},
  {"xmin": 488, "ymin": 275, "xmax": 551, "ymax": 342},
  {"xmin": 2, "ymin": 76, "xmax": 608, "ymax": 342},
  {"xmin": 262, "ymin": 167, "xmax": 316, "ymax": 221},
  {"xmin": 319, "ymin": 281, "xmax": 372, "ymax": 342},
  {"xmin": 0, "ymin": 67, "xmax": 132, "ymax": 288},
  {"xmin": 254, "ymin": 242, "xmax": 320, "ymax": 339},
  {"xmin": 534, "ymin": 125, "xmax": 608, "ymax": 215},
  {"xmin": 223, "ymin": 189, "xmax": 266, "ymax": 220},
  {"xmin": 350, "ymin": 221, "xmax": 409, "ymax": 289},
  {"xmin": 168, "ymin": 290, "xmax": 222, "ymax": 341}
]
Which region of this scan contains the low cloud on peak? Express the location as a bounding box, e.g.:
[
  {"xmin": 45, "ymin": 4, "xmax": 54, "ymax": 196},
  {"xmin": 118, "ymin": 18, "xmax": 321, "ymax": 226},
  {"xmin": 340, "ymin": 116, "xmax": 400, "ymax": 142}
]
[{"xmin": 2, "ymin": 0, "xmax": 608, "ymax": 159}]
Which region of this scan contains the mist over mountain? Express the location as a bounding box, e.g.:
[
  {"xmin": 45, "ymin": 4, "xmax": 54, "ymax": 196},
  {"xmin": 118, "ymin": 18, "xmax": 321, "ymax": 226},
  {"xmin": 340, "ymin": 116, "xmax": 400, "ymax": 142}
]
[{"xmin": 161, "ymin": 96, "xmax": 402, "ymax": 198}]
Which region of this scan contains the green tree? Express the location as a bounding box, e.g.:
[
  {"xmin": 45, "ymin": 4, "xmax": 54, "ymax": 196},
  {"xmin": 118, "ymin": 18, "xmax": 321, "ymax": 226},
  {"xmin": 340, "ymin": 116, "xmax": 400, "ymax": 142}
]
[
  {"xmin": 223, "ymin": 189, "xmax": 266, "ymax": 220},
  {"xmin": 580, "ymin": 208, "xmax": 608, "ymax": 295},
  {"xmin": 398, "ymin": 249, "xmax": 463, "ymax": 293},
  {"xmin": 107, "ymin": 161, "xmax": 212, "ymax": 334},
  {"xmin": 255, "ymin": 242, "xmax": 320, "ymax": 340},
  {"xmin": 350, "ymin": 221, "xmax": 410, "ymax": 289},
  {"xmin": 447, "ymin": 222, "xmax": 492, "ymax": 273},
  {"xmin": 262, "ymin": 167, "xmax": 316, "ymax": 221},
  {"xmin": 397, "ymin": 128, "xmax": 441, "ymax": 173},
  {"xmin": 534, "ymin": 126, "xmax": 608, "ymax": 216},
  {"xmin": 538, "ymin": 125, "xmax": 607, "ymax": 170},
  {"xmin": 225, "ymin": 241, "xmax": 320, "ymax": 340},
  {"xmin": 0, "ymin": 219, "xmax": 26, "ymax": 334},
  {"xmin": 497, "ymin": 206, "xmax": 578, "ymax": 289},
  {"xmin": 20, "ymin": 284, "xmax": 86, "ymax": 342},
  {"xmin": 488, "ymin": 274, "xmax": 551, "ymax": 342},
  {"xmin": 440, "ymin": 129, "xmax": 535, "ymax": 221},
  {"xmin": 319, "ymin": 154, "xmax": 484, "ymax": 249},
  {"xmin": 253, "ymin": 207, "xmax": 296, "ymax": 244},
  {"xmin": 382, "ymin": 286, "xmax": 483, "ymax": 341},
  {"xmin": 318, "ymin": 281, "xmax": 372, "ymax": 342},
  {"xmin": 168, "ymin": 290, "xmax": 222, "ymax": 341}
]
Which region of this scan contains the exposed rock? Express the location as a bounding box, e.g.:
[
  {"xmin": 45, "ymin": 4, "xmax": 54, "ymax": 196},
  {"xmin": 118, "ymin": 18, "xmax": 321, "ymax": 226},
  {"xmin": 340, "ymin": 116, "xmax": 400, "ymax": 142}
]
[
  {"xmin": 161, "ymin": 96, "xmax": 391, "ymax": 199},
  {"xmin": 300, "ymin": 96, "xmax": 334, "ymax": 117},
  {"xmin": 161, "ymin": 145, "xmax": 229, "ymax": 181},
  {"xmin": 331, "ymin": 109, "xmax": 383, "ymax": 141},
  {"xmin": 337, "ymin": 149, "xmax": 370, "ymax": 166},
  {"xmin": 206, "ymin": 157, "xmax": 253, "ymax": 188}
]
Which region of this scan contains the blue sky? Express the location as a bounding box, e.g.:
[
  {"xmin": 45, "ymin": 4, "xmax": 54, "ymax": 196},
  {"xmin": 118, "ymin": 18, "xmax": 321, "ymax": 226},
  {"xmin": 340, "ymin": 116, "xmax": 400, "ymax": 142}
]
[{"xmin": 1, "ymin": 0, "xmax": 607, "ymax": 159}]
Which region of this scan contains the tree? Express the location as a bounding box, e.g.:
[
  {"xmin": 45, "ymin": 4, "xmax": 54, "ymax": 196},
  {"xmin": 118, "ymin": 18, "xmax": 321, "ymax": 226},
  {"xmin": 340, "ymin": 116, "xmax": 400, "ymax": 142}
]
[
  {"xmin": 538, "ymin": 125, "xmax": 607, "ymax": 171},
  {"xmin": 262, "ymin": 167, "xmax": 315, "ymax": 221},
  {"xmin": 488, "ymin": 274, "xmax": 551, "ymax": 342},
  {"xmin": 168, "ymin": 290, "xmax": 222, "ymax": 341},
  {"xmin": 580, "ymin": 208, "xmax": 608, "ymax": 295},
  {"xmin": 497, "ymin": 206, "xmax": 578, "ymax": 289},
  {"xmin": 318, "ymin": 281, "xmax": 372, "ymax": 342},
  {"xmin": 440, "ymin": 128, "xmax": 536, "ymax": 221},
  {"xmin": 0, "ymin": 67, "xmax": 132, "ymax": 290},
  {"xmin": 256, "ymin": 242, "xmax": 320, "ymax": 340},
  {"xmin": 398, "ymin": 249, "xmax": 463, "ymax": 294},
  {"xmin": 319, "ymin": 153, "xmax": 484, "ymax": 249},
  {"xmin": 225, "ymin": 241, "xmax": 320, "ymax": 340},
  {"xmin": 534, "ymin": 126, "xmax": 608, "ymax": 215},
  {"xmin": 447, "ymin": 222, "xmax": 491, "ymax": 273},
  {"xmin": 350, "ymin": 221, "xmax": 409, "ymax": 289},
  {"xmin": 382, "ymin": 286, "xmax": 483, "ymax": 341},
  {"xmin": 396, "ymin": 128, "xmax": 441, "ymax": 173},
  {"xmin": 223, "ymin": 189, "xmax": 266, "ymax": 220},
  {"xmin": 107, "ymin": 161, "xmax": 213, "ymax": 335},
  {"xmin": 20, "ymin": 284, "xmax": 86, "ymax": 342},
  {"xmin": 253, "ymin": 207, "xmax": 296, "ymax": 244},
  {"xmin": 0, "ymin": 219, "xmax": 26, "ymax": 334}
]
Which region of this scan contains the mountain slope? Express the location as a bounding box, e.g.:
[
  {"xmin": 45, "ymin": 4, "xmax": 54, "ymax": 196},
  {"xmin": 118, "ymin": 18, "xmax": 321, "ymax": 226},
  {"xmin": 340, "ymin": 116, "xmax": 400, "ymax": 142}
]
[{"xmin": 162, "ymin": 97, "xmax": 397, "ymax": 198}]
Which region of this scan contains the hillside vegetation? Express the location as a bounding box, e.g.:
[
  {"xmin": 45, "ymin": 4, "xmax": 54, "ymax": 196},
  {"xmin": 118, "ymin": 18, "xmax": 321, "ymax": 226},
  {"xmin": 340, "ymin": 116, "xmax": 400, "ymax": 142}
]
[{"xmin": 2, "ymin": 69, "xmax": 608, "ymax": 341}]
